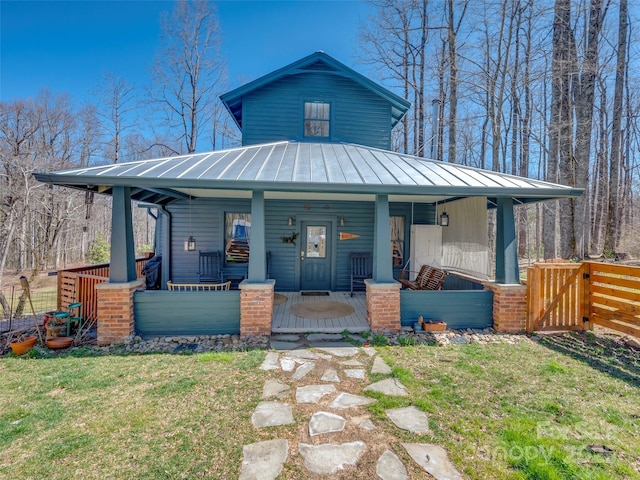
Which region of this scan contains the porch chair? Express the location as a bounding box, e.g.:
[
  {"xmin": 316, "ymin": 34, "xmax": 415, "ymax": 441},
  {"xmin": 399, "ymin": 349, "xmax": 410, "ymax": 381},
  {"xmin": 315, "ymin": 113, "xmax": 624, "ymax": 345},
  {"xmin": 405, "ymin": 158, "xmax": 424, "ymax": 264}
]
[
  {"xmin": 350, "ymin": 252, "xmax": 372, "ymax": 296},
  {"xmin": 399, "ymin": 264, "xmax": 448, "ymax": 290},
  {"xmin": 198, "ymin": 251, "xmax": 224, "ymax": 283}
]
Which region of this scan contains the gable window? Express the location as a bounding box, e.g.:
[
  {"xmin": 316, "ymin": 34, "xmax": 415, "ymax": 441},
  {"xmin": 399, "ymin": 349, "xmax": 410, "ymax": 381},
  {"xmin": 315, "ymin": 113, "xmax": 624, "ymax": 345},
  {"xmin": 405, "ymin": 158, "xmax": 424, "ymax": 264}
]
[
  {"xmin": 304, "ymin": 101, "xmax": 330, "ymax": 137},
  {"xmin": 225, "ymin": 213, "xmax": 251, "ymax": 263}
]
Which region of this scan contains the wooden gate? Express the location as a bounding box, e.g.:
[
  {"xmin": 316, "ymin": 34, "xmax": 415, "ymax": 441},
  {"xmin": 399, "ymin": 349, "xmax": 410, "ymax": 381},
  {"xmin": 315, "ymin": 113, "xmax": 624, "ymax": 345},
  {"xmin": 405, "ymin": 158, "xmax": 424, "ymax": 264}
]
[{"xmin": 526, "ymin": 263, "xmax": 589, "ymax": 333}]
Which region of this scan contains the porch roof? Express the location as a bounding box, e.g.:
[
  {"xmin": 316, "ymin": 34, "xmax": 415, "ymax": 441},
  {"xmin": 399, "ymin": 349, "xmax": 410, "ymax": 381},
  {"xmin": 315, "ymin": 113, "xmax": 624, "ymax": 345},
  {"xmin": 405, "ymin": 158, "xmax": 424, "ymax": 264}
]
[{"xmin": 33, "ymin": 140, "xmax": 583, "ymax": 206}]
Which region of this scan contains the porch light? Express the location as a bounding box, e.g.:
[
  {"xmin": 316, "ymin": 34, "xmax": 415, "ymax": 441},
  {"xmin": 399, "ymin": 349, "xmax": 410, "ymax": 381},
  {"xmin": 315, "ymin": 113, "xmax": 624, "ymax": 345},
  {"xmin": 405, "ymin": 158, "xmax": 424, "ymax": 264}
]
[
  {"xmin": 287, "ymin": 215, "xmax": 295, "ymax": 226},
  {"xmin": 339, "ymin": 216, "xmax": 345, "ymax": 227},
  {"xmin": 186, "ymin": 235, "xmax": 197, "ymax": 251},
  {"xmin": 439, "ymin": 211, "xmax": 449, "ymax": 227}
]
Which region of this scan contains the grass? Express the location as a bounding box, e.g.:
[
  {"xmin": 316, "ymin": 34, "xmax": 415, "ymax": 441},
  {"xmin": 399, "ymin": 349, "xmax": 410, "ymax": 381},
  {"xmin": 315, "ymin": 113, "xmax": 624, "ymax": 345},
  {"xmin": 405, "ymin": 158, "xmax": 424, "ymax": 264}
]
[
  {"xmin": 1, "ymin": 335, "xmax": 639, "ymax": 479},
  {"xmin": 376, "ymin": 337, "xmax": 640, "ymax": 479}
]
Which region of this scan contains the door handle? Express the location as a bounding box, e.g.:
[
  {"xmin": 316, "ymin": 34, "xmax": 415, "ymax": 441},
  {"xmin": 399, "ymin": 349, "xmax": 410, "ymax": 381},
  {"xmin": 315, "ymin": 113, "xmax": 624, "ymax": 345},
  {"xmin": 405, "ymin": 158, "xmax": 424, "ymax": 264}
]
[{"xmin": 300, "ymin": 250, "xmax": 305, "ymax": 261}]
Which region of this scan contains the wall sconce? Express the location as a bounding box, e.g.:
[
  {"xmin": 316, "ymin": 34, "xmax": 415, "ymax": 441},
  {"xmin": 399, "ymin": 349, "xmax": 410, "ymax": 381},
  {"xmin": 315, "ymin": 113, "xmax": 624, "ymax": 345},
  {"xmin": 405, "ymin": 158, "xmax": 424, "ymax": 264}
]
[
  {"xmin": 185, "ymin": 194, "xmax": 197, "ymax": 251},
  {"xmin": 339, "ymin": 216, "xmax": 345, "ymax": 227},
  {"xmin": 287, "ymin": 215, "xmax": 295, "ymax": 226},
  {"xmin": 439, "ymin": 211, "xmax": 449, "ymax": 227},
  {"xmin": 185, "ymin": 235, "xmax": 197, "ymax": 251}
]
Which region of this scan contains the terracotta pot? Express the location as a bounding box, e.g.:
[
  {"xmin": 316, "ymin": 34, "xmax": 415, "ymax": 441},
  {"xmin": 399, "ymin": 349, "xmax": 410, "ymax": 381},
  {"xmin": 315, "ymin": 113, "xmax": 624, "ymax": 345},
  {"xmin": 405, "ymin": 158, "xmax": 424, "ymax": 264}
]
[
  {"xmin": 422, "ymin": 321, "xmax": 447, "ymax": 332},
  {"xmin": 46, "ymin": 337, "xmax": 73, "ymax": 349},
  {"xmin": 9, "ymin": 336, "xmax": 37, "ymax": 355}
]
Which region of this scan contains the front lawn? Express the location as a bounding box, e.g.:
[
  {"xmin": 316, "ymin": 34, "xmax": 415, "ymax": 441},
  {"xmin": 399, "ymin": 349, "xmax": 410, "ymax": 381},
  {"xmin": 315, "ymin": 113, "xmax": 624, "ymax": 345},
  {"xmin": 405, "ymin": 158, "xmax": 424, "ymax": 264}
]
[{"xmin": 0, "ymin": 333, "xmax": 638, "ymax": 479}]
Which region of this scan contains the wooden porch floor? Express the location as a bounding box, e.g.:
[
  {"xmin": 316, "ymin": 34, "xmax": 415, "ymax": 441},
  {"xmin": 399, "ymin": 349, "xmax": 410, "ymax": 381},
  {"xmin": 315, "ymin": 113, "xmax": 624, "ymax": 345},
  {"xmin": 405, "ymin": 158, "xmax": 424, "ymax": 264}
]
[{"xmin": 271, "ymin": 292, "xmax": 370, "ymax": 333}]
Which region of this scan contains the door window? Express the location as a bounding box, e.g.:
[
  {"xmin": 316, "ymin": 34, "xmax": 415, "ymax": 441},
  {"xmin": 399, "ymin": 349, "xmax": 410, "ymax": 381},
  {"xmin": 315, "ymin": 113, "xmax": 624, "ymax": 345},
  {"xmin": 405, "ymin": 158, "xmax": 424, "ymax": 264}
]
[{"xmin": 306, "ymin": 226, "xmax": 326, "ymax": 258}]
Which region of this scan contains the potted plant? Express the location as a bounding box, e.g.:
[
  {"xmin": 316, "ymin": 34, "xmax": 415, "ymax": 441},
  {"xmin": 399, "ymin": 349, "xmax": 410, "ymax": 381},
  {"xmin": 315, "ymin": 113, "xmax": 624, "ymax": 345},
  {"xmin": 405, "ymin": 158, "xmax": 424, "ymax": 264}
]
[
  {"xmin": 416, "ymin": 315, "xmax": 447, "ymax": 332},
  {"xmin": 9, "ymin": 334, "xmax": 37, "ymax": 355}
]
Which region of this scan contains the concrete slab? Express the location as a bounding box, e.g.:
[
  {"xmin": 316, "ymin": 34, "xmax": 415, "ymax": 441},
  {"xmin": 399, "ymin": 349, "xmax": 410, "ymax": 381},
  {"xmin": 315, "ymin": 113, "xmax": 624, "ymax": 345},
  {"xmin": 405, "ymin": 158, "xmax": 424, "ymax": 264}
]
[
  {"xmin": 340, "ymin": 359, "xmax": 364, "ymax": 367},
  {"xmin": 251, "ymin": 401, "xmax": 295, "ymax": 428},
  {"xmin": 347, "ymin": 334, "xmax": 367, "ymax": 344},
  {"xmin": 307, "ymin": 333, "xmax": 343, "ymax": 342},
  {"xmin": 298, "ymin": 441, "xmax": 366, "ymax": 475},
  {"xmin": 239, "ymin": 439, "xmax": 289, "ymax": 480},
  {"xmin": 330, "ymin": 392, "xmax": 376, "ymax": 409},
  {"xmin": 270, "ymin": 340, "xmax": 302, "ymax": 351},
  {"xmin": 284, "ymin": 349, "xmax": 319, "ymax": 360},
  {"xmin": 386, "ymin": 406, "xmax": 430, "ymax": 434},
  {"xmin": 359, "ymin": 418, "xmax": 376, "ymax": 431},
  {"xmin": 309, "ymin": 342, "xmax": 360, "ymax": 357},
  {"xmin": 261, "ymin": 379, "xmax": 290, "ymax": 399},
  {"xmin": 259, "ymin": 352, "xmax": 280, "ymax": 371},
  {"xmin": 344, "ymin": 369, "xmax": 366, "ymax": 380},
  {"xmin": 295, "ymin": 384, "xmax": 337, "ymax": 404},
  {"xmin": 321, "ymin": 369, "xmax": 340, "ymax": 383},
  {"xmin": 371, "ymin": 356, "xmax": 392, "ymax": 375},
  {"xmin": 402, "ymin": 443, "xmax": 464, "ymax": 480},
  {"xmin": 309, "ymin": 411, "xmax": 346, "ymax": 436},
  {"xmin": 362, "ymin": 346, "xmax": 377, "ymax": 357},
  {"xmin": 376, "ymin": 449, "xmax": 408, "ymax": 480},
  {"xmin": 364, "ymin": 378, "xmax": 409, "ymax": 397},
  {"xmin": 291, "ymin": 361, "xmax": 315, "ymax": 381},
  {"xmin": 271, "ymin": 334, "xmax": 300, "ymax": 342},
  {"xmin": 280, "ymin": 357, "xmax": 297, "ymax": 372}
]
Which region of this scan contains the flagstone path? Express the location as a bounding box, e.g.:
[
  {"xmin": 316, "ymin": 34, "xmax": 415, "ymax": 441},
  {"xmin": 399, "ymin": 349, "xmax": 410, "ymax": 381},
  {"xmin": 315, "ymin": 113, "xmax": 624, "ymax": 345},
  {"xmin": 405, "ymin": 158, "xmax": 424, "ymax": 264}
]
[{"xmin": 239, "ymin": 334, "xmax": 465, "ymax": 479}]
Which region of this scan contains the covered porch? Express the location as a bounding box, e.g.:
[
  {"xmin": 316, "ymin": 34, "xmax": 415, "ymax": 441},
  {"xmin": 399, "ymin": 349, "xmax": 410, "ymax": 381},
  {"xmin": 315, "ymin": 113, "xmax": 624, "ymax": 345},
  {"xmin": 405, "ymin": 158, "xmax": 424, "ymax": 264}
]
[{"xmin": 35, "ymin": 141, "xmax": 583, "ymax": 344}]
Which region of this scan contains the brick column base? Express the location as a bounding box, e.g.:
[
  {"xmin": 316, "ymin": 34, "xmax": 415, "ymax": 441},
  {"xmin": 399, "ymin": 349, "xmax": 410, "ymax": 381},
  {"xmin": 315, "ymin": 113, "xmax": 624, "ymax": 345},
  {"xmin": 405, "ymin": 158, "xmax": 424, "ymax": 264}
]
[
  {"xmin": 365, "ymin": 279, "xmax": 401, "ymax": 332},
  {"xmin": 96, "ymin": 279, "xmax": 145, "ymax": 345},
  {"xmin": 239, "ymin": 280, "xmax": 275, "ymax": 338},
  {"xmin": 483, "ymin": 282, "xmax": 527, "ymax": 333}
]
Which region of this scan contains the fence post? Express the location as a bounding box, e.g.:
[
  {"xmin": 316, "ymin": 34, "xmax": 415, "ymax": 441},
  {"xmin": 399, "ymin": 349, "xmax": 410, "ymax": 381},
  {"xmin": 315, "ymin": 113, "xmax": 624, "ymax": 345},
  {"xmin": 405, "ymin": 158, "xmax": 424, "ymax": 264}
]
[{"xmin": 581, "ymin": 262, "xmax": 591, "ymax": 331}]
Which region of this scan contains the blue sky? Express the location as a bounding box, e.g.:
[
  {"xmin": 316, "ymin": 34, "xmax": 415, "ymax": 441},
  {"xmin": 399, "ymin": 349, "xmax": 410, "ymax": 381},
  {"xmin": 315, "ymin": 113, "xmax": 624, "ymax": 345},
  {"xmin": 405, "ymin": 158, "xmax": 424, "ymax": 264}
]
[{"xmin": 0, "ymin": 0, "xmax": 373, "ymax": 103}]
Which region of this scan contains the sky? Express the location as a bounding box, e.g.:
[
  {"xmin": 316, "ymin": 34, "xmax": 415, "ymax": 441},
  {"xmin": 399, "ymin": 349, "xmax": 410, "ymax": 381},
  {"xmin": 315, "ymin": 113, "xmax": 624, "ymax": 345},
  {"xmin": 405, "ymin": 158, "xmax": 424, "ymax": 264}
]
[{"xmin": 0, "ymin": 0, "xmax": 374, "ymax": 104}]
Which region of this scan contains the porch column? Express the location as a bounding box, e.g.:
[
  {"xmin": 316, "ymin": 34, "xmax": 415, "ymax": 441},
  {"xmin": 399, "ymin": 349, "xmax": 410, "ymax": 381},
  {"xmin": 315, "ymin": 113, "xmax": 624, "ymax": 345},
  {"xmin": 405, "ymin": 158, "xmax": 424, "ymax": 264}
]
[
  {"xmin": 367, "ymin": 194, "xmax": 401, "ymax": 332},
  {"xmin": 373, "ymin": 194, "xmax": 394, "ymax": 282},
  {"xmin": 110, "ymin": 186, "xmax": 137, "ymax": 283},
  {"xmin": 495, "ymin": 197, "xmax": 519, "ymax": 284},
  {"xmin": 248, "ymin": 190, "xmax": 266, "ymax": 282},
  {"xmin": 240, "ymin": 190, "xmax": 273, "ymax": 338},
  {"xmin": 97, "ymin": 185, "xmax": 143, "ymax": 345}
]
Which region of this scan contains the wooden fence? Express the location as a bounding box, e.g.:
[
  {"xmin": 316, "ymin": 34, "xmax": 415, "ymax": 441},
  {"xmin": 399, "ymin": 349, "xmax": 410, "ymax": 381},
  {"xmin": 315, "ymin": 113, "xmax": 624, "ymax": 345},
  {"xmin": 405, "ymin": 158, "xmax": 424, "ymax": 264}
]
[
  {"xmin": 57, "ymin": 258, "xmax": 149, "ymax": 321},
  {"xmin": 527, "ymin": 261, "xmax": 640, "ymax": 338}
]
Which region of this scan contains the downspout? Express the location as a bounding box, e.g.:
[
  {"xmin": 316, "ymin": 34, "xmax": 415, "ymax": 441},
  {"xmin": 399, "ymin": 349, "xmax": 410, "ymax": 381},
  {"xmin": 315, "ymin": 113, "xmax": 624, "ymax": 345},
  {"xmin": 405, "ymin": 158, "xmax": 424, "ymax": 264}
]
[{"xmin": 157, "ymin": 206, "xmax": 172, "ymax": 290}]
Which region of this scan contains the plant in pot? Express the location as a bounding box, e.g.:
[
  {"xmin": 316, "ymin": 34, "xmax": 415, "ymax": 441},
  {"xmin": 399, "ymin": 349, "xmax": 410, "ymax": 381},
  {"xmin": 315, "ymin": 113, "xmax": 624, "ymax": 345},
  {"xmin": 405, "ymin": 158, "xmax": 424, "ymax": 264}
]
[{"xmin": 9, "ymin": 333, "xmax": 37, "ymax": 355}]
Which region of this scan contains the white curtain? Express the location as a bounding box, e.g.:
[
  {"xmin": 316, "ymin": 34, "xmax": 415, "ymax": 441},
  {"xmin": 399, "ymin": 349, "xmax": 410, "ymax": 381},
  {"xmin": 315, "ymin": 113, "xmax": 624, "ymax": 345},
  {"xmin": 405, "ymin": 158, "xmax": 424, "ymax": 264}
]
[{"xmin": 438, "ymin": 197, "xmax": 491, "ymax": 279}]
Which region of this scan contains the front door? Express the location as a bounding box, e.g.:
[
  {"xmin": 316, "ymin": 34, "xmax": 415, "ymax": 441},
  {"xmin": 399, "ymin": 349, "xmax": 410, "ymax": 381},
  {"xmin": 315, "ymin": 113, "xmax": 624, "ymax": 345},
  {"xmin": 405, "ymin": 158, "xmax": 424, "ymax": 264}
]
[{"xmin": 300, "ymin": 221, "xmax": 332, "ymax": 291}]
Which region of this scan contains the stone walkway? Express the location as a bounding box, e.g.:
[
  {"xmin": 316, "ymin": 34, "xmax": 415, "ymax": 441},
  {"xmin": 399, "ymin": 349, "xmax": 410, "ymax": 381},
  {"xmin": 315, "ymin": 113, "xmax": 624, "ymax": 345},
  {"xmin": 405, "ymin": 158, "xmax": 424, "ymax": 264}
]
[{"xmin": 240, "ymin": 333, "xmax": 465, "ymax": 479}]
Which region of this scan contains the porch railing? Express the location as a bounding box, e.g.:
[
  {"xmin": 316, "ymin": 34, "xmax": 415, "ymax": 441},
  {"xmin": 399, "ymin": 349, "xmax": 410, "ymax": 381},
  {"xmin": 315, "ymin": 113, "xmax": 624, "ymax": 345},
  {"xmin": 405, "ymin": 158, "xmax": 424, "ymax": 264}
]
[{"xmin": 57, "ymin": 258, "xmax": 149, "ymax": 321}]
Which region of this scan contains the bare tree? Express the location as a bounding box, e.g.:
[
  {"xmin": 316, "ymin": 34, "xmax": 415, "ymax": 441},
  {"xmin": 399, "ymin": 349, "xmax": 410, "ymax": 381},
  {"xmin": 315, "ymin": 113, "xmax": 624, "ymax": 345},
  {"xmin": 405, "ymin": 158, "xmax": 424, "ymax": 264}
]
[
  {"xmin": 95, "ymin": 72, "xmax": 138, "ymax": 164},
  {"xmin": 149, "ymin": 0, "xmax": 226, "ymax": 154}
]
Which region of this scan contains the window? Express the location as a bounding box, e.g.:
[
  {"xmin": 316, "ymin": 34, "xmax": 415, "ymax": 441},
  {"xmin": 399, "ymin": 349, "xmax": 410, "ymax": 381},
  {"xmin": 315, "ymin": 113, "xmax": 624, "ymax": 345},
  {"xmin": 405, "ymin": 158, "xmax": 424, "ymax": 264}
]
[
  {"xmin": 304, "ymin": 101, "xmax": 330, "ymax": 137},
  {"xmin": 305, "ymin": 226, "xmax": 327, "ymax": 258},
  {"xmin": 390, "ymin": 216, "xmax": 405, "ymax": 266},
  {"xmin": 225, "ymin": 213, "xmax": 251, "ymax": 263}
]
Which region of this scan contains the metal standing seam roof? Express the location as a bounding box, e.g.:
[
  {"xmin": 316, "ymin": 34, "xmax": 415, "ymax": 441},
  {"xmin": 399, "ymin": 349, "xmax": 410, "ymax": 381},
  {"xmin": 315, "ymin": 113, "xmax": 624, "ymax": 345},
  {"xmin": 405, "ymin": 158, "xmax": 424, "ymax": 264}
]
[{"xmin": 33, "ymin": 141, "xmax": 583, "ymax": 205}]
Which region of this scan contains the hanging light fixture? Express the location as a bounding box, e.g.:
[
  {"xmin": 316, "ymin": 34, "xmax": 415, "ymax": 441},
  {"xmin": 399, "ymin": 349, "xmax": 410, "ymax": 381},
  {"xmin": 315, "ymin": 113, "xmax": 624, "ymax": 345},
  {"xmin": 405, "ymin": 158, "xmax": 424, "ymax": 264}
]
[
  {"xmin": 185, "ymin": 194, "xmax": 196, "ymax": 251},
  {"xmin": 339, "ymin": 216, "xmax": 345, "ymax": 227},
  {"xmin": 287, "ymin": 215, "xmax": 295, "ymax": 226},
  {"xmin": 440, "ymin": 211, "xmax": 449, "ymax": 227}
]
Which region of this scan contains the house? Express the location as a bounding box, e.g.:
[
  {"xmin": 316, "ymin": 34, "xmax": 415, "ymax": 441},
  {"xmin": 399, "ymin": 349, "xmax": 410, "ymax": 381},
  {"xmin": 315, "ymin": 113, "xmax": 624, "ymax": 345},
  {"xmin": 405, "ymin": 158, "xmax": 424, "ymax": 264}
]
[{"xmin": 34, "ymin": 52, "xmax": 583, "ymax": 344}]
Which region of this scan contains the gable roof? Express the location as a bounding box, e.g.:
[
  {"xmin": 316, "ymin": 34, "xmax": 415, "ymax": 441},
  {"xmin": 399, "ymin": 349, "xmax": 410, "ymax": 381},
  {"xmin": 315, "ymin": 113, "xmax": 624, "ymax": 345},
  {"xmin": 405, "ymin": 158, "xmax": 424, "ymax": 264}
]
[
  {"xmin": 33, "ymin": 141, "xmax": 583, "ymax": 206},
  {"xmin": 220, "ymin": 51, "xmax": 411, "ymax": 130}
]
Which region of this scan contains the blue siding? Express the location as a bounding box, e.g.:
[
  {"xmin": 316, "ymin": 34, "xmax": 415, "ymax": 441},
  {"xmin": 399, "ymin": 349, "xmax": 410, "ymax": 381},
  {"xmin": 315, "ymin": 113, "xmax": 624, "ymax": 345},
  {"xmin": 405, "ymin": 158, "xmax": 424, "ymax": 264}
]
[
  {"xmin": 134, "ymin": 290, "xmax": 240, "ymax": 336},
  {"xmin": 168, "ymin": 197, "xmax": 437, "ymax": 291},
  {"xmin": 242, "ymin": 72, "xmax": 393, "ymax": 149},
  {"xmin": 400, "ymin": 290, "xmax": 494, "ymax": 329}
]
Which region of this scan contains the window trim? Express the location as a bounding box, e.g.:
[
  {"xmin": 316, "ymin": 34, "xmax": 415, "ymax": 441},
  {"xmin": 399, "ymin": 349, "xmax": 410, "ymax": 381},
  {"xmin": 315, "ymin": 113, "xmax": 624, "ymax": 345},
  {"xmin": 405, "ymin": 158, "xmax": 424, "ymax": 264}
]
[{"xmin": 303, "ymin": 100, "xmax": 331, "ymax": 139}]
